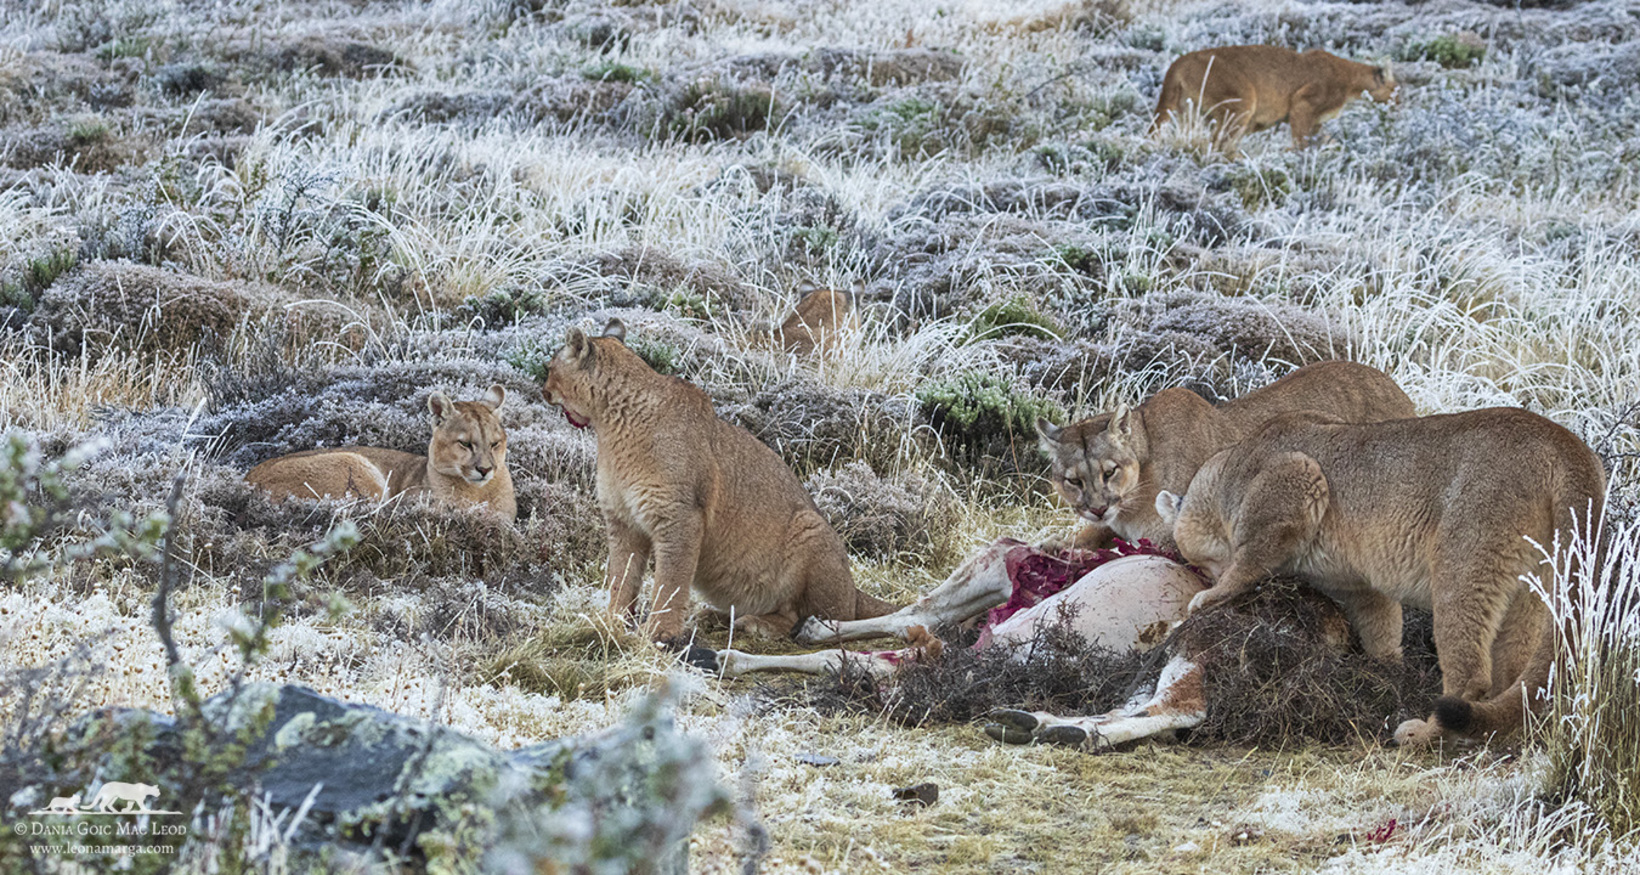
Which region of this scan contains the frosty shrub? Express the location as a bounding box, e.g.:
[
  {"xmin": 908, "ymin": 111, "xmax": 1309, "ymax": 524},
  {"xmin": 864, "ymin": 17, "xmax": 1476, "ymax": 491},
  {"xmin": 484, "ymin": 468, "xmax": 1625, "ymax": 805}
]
[
  {"xmin": 805, "ymin": 460, "xmax": 960, "ymax": 566},
  {"xmin": 26, "ymin": 260, "xmax": 341, "ymax": 360}
]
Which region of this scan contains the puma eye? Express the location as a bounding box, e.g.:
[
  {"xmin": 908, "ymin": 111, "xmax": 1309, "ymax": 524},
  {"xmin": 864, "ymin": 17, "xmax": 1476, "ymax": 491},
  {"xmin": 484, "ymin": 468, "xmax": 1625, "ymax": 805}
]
[
  {"xmin": 1063, "ymin": 476, "xmax": 1081, "ymax": 489},
  {"xmin": 490, "ymin": 441, "xmax": 500, "ymax": 449},
  {"xmin": 460, "ymin": 440, "xmax": 473, "ymax": 449}
]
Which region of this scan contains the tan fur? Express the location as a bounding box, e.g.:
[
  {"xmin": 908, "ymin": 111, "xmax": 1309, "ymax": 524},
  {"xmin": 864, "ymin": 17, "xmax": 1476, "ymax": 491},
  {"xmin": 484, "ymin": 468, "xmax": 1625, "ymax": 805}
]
[
  {"xmin": 245, "ymin": 385, "xmax": 515, "ymax": 521},
  {"xmin": 1152, "ymin": 45, "xmax": 1397, "ymax": 152},
  {"xmin": 1037, "ymin": 361, "xmax": 1415, "ymax": 552},
  {"xmin": 1159, "ymin": 407, "xmax": 1607, "ymax": 745},
  {"xmin": 755, "ymin": 282, "xmax": 861, "ymax": 356},
  {"xmin": 543, "ymin": 318, "xmax": 895, "ymax": 643}
]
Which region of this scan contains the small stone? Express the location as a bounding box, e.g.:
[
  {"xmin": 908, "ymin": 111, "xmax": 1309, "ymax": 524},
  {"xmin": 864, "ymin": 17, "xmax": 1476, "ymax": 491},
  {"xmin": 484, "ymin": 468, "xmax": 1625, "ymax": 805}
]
[{"xmin": 891, "ymin": 782, "xmax": 938, "ymax": 807}]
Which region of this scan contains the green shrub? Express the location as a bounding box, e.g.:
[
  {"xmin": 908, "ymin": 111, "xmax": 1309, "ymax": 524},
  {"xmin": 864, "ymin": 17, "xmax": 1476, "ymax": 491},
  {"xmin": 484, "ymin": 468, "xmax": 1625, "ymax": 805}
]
[
  {"xmin": 0, "ymin": 248, "xmax": 77, "ymax": 312},
  {"xmin": 662, "ymin": 288, "xmax": 716, "ymax": 322},
  {"xmin": 915, "ymin": 372, "xmax": 1065, "ymax": 468},
  {"xmin": 965, "ymin": 296, "xmax": 1061, "ymax": 343},
  {"xmin": 1048, "ymin": 244, "xmax": 1101, "ymax": 277},
  {"xmin": 859, "ymin": 96, "xmax": 944, "ymax": 156},
  {"xmin": 1404, "ymin": 34, "xmax": 1485, "ymax": 69},
  {"xmin": 506, "ymin": 338, "xmax": 552, "ymax": 382},
  {"xmin": 583, "ymin": 62, "xmax": 649, "ymax": 84},
  {"xmin": 68, "ymin": 116, "xmax": 112, "ymax": 146},
  {"xmin": 1225, "ymin": 165, "xmax": 1292, "ymax": 211},
  {"xmin": 791, "ymin": 224, "xmax": 839, "ymax": 255},
  {"xmin": 631, "ymin": 337, "xmax": 681, "ymax": 375}
]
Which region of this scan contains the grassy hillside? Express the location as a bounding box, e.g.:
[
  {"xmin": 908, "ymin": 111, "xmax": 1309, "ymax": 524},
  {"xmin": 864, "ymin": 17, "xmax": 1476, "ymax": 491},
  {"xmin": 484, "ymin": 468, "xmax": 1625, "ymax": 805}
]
[{"xmin": 1, "ymin": 0, "xmax": 1637, "ymax": 871}]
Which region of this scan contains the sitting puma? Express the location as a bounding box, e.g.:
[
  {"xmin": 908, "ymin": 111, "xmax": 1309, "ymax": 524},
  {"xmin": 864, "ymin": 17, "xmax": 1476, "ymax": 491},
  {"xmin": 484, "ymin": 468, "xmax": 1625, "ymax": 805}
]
[
  {"xmin": 543, "ymin": 318, "xmax": 896, "ymax": 643},
  {"xmin": 1152, "ymin": 45, "xmax": 1397, "ymax": 152},
  {"xmin": 1037, "ymin": 361, "xmax": 1414, "ymax": 552},
  {"xmin": 754, "ymin": 282, "xmax": 861, "ymax": 356},
  {"xmin": 245, "ymin": 385, "xmax": 515, "ymax": 521},
  {"xmin": 1157, "ymin": 407, "xmax": 1607, "ymax": 745}
]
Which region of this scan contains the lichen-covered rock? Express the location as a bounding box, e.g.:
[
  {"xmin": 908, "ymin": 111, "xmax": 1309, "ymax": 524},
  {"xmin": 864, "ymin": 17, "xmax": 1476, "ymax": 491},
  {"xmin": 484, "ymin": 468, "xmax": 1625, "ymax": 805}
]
[{"xmin": 23, "ymin": 685, "xmax": 718, "ymax": 874}]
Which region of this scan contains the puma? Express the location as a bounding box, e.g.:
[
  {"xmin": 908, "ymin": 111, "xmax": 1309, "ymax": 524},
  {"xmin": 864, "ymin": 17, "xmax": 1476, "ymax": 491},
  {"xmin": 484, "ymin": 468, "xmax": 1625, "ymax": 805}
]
[
  {"xmin": 245, "ymin": 385, "xmax": 515, "ymax": 521},
  {"xmin": 1157, "ymin": 407, "xmax": 1607, "ymax": 745},
  {"xmin": 1152, "ymin": 45, "xmax": 1397, "ymax": 152},
  {"xmin": 542, "ymin": 318, "xmax": 895, "ymax": 643},
  {"xmin": 1037, "ymin": 361, "xmax": 1414, "ymax": 552}
]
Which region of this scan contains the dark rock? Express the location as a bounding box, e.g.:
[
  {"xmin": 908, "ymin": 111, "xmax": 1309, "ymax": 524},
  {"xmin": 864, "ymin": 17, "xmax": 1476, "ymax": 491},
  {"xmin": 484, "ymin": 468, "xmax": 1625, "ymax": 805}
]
[
  {"xmin": 29, "ymin": 684, "xmax": 720, "ymax": 874},
  {"xmin": 892, "ymin": 782, "xmax": 938, "ymax": 807}
]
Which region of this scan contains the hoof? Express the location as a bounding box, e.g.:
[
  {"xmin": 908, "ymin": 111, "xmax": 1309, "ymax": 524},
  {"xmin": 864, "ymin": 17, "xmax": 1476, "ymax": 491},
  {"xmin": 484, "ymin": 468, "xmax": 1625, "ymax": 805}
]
[
  {"xmin": 984, "ymin": 722, "xmax": 1035, "ymax": 745},
  {"xmin": 1037, "ymin": 724, "xmax": 1091, "ymax": 747},
  {"xmin": 681, "ymin": 645, "xmax": 721, "ymax": 672},
  {"xmin": 793, "ymin": 615, "xmax": 841, "ymax": 645},
  {"xmin": 984, "ymin": 709, "xmax": 1042, "ymax": 745}
]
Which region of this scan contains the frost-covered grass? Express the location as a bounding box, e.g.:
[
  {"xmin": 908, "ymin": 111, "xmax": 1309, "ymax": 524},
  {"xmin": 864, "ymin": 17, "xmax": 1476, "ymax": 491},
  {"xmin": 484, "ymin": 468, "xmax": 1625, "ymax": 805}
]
[{"xmin": 2, "ymin": 0, "xmax": 1640, "ymax": 870}]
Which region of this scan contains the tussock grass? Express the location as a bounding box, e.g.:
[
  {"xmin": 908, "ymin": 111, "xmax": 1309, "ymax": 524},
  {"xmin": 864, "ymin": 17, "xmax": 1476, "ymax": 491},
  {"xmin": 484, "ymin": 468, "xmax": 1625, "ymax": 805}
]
[{"xmin": 3, "ymin": 0, "xmax": 1640, "ymax": 870}]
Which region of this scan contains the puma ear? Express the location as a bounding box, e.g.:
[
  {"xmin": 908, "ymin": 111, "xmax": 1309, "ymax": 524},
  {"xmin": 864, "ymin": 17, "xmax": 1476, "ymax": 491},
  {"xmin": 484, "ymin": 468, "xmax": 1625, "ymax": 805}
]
[
  {"xmin": 798, "ymin": 279, "xmax": 819, "ymax": 295},
  {"xmin": 428, "ymin": 391, "xmax": 453, "ymax": 422},
  {"xmin": 480, "ymin": 383, "xmax": 506, "ymax": 410},
  {"xmin": 1155, "ymin": 490, "xmax": 1186, "ymax": 527},
  {"xmin": 1107, "ymin": 404, "xmax": 1132, "ymax": 440},
  {"xmin": 564, "ymin": 327, "xmax": 590, "ymax": 362},
  {"xmin": 600, "ymin": 318, "xmax": 626, "ymax": 343},
  {"xmin": 1036, "ymin": 417, "xmax": 1063, "ymax": 447}
]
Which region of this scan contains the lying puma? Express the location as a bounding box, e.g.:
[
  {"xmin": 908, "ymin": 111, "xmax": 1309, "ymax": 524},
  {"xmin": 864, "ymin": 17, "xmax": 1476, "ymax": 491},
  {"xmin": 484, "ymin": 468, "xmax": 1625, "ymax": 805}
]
[
  {"xmin": 245, "ymin": 385, "xmax": 516, "ymax": 521},
  {"xmin": 1152, "ymin": 45, "xmax": 1397, "ymax": 152},
  {"xmin": 1037, "ymin": 361, "xmax": 1414, "ymax": 553},
  {"xmin": 542, "ymin": 318, "xmax": 896, "ymax": 643},
  {"xmin": 754, "ymin": 282, "xmax": 861, "ymax": 356},
  {"xmin": 1157, "ymin": 407, "xmax": 1606, "ymax": 745}
]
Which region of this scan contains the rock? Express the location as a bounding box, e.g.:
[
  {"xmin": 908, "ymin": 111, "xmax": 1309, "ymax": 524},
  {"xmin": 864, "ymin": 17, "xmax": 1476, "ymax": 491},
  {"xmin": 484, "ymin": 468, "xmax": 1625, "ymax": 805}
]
[
  {"xmin": 891, "ymin": 782, "xmax": 938, "ymax": 807},
  {"xmin": 30, "ymin": 684, "xmax": 720, "ymax": 874}
]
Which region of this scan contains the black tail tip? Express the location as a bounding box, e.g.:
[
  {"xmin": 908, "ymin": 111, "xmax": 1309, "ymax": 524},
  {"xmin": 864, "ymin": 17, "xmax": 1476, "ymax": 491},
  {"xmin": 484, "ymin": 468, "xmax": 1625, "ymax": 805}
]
[{"xmin": 1434, "ymin": 696, "xmax": 1475, "ymax": 734}]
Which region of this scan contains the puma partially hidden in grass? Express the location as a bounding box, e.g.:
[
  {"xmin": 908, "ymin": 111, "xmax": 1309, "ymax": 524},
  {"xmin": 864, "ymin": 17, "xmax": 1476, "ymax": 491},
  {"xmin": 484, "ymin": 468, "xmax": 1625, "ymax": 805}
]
[
  {"xmin": 245, "ymin": 385, "xmax": 516, "ymax": 521},
  {"xmin": 1152, "ymin": 45, "xmax": 1397, "ymax": 153}
]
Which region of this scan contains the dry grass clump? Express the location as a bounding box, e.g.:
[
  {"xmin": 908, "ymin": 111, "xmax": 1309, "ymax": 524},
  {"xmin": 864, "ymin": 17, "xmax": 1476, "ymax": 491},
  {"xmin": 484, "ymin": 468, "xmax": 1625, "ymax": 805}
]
[
  {"xmin": 1183, "ymin": 578, "xmax": 1440, "ymax": 747},
  {"xmin": 480, "ymin": 615, "xmax": 669, "ymax": 702},
  {"xmin": 1106, "ymin": 291, "xmax": 1351, "ymax": 368},
  {"xmin": 722, "ymin": 377, "xmax": 919, "ymax": 476},
  {"xmin": 1537, "ymin": 516, "xmax": 1640, "ymax": 844},
  {"xmin": 800, "ymin": 576, "xmax": 1440, "ymax": 750}
]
